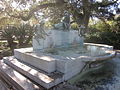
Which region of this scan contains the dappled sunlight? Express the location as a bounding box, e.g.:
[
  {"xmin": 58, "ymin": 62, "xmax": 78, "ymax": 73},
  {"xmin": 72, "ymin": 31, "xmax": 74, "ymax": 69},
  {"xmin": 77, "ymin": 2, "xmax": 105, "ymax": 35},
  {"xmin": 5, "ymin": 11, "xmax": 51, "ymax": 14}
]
[
  {"xmin": 0, "ymin": 59, "xmax": 38, "ymax": 89},
  {"xmin": 2, "ymin": 63, "xmax": 8, "ymax": 69},
  {"xmin": 40, "ymin": 56, "xmax": 54, "ymax": 61},
  {"xmin": 66, "ymin": 57, "xmax": 76, "ymax": 60},
  {"xmin": 11, "ymin": 59, "xmax": 32, "ymax": 71},
  {"xmin": 29, "ymin": 69, "xmax": 38, "ymax": 75},
  {"xmin": 0, "ymin": 0, "xmax": 119, "ymax": 89},
  {"xmin": 13, "ymin": 70, "xmax": 26, "ymax": 81},
  {"xmin": 37, "ymin": 73, "xmax": 54, "ymax": 83}
]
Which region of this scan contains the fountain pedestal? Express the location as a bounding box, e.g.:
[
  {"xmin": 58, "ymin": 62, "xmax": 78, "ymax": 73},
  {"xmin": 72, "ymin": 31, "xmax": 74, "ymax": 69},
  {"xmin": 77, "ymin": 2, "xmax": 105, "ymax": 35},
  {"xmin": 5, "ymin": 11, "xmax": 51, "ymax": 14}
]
[
  {"xmin": 15, "ymin": 30, "xmax": 84, "ymax": 74},
  {"xmin": 12, "ymin": 30, "xmax": 116, "ymax": 89}
]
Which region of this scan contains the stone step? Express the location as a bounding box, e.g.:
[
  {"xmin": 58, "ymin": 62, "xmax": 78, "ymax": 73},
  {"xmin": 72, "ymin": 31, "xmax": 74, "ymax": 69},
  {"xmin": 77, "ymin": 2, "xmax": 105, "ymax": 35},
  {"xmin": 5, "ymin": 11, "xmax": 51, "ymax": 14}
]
[
  {"xmin": 14, "ymin": 48, "xmax": 56, "ymax": 73},
  {"xmin": 0, "ymin": 79, "xmax": 8, "ymax": 90},
  {"xmin": 3, "ymin": 56, "xmax": 64, "ymax": 89},
  {"xmin": 0, "ymin": 60, "xmax": 39, "ymax": 90},
  {"xmin": 0, "ymin": 67, "xmax": 24, "ymax": 90},
  {"xmin": 0, "ymin": 59, "xmax": 41, "ymax": 90}
]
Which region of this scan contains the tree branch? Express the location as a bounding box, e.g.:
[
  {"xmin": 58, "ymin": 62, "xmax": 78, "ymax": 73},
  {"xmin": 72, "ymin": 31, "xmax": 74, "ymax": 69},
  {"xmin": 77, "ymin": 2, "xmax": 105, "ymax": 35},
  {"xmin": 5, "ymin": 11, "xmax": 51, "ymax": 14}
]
[
  {"xmin": 97, "ymin": 1, "xmax": 117, "ymax": 7},
  {"xmin": 6, "ymin": 1, "xmax": 66, "ymax": 21}
]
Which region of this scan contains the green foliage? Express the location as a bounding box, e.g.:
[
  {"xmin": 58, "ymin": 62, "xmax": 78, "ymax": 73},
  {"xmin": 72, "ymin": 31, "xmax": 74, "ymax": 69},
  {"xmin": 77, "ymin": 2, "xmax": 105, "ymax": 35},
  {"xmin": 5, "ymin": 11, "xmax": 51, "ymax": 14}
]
[
  {"xmin": 89, "ymin": 21, "xmax": 110, "ymax": 32},
  {"xmin": 0, "ymin": 0, "xmax": 119, "ymax": 28},
  {"xmin": 2, "ymin": 25, "xmax": 17, "ymax": 50},
  {"xmin": 85, "ymin": 32, "xmax": 102, "ymax": 43},
  {"xmin": 2, "ymin": 25, "xmax": 16, "ymax": 39},
  {"xmin": 71, "ymin": 23, "xmax": 79, "ymax": 30},
  {"xmin": 1, "ymin": 24, "xmax": 34, "ymax": 50},
  {"xmin": 85, "ymin": 20, "xmax": 120, "ymax": 49},
  {"xmin": 15, "ymin": 24, "xmax": 34, "ymax": 47}
]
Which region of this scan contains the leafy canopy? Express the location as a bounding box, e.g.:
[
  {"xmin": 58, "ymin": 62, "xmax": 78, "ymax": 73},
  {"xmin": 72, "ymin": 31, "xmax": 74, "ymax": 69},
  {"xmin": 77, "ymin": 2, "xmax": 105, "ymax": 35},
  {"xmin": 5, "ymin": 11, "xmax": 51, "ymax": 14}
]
[{"xmin": 0, "ymin": 0, "xmax": 119, "ymax": 28}]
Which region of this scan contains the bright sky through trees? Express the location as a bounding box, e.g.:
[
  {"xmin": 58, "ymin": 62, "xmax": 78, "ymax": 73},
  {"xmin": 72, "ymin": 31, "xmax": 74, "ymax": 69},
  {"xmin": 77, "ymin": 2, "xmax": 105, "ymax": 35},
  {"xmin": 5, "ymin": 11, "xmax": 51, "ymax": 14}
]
[{"xmin": 0, "ymin": 0, "xmax": 119, "ymax": 28}]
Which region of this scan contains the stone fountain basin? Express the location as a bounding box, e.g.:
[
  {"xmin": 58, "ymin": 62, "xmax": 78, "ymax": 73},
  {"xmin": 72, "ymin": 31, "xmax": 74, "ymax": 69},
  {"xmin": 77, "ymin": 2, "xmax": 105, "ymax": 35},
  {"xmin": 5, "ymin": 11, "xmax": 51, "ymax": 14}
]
[
  {"xmin": 14, "ymin": 43, "xmax": 116, "ymax": 80},
  {"xmin": 83, "ymin": 43, "xmax": 116, "ymax": 62}
]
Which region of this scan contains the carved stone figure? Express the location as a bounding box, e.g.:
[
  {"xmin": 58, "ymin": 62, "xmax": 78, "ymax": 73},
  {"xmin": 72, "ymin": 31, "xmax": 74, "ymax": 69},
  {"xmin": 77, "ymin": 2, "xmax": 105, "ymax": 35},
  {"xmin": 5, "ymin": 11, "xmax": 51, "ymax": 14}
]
[
  {"xmin": 33, "ymin": 21, "xmax": 48, "ymax": 44},
  {"xmin": 54, "ymin": 11, "xmax": 70, "ymax": 30}
]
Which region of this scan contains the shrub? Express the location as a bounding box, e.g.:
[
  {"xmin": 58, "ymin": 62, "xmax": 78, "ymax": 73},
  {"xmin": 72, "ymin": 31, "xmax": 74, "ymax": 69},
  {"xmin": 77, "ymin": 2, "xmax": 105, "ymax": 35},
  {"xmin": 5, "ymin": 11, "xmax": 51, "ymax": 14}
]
[
  {"xmin": 71, "ymin": 23, "xmax": 79, "ymax": 30},
  {"xmin": 0, "ymin": 41, "xmax": 12, "ymax": 59},
  {"xmin": 14, "ymin": 24, "xmax": 34, "ymax": 47},
  {"xmin": 1, "ymin": 24, "xmax": 35, "ymax": 50},
  {"xmin": 2, "ymin": 25, "xmax": 17, "ymax": 50},
  {"xmin": 85, "ymin": 20, "xmax": 120, "ymax": 49}
]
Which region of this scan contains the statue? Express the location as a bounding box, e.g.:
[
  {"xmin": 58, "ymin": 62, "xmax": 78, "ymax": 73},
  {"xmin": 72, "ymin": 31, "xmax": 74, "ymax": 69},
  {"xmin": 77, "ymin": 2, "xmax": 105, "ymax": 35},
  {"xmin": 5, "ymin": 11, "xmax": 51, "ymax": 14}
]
[
  {"xmin": 33, "ymin": 20, "xmax": 48, "ymax": 45},
  {"xmin": 78, "ymin": 25, "xmax": 85, "ymax": 37},
  {"xmin": 54, "ymin": 11, "xmax": 70, "ymax": 30}
]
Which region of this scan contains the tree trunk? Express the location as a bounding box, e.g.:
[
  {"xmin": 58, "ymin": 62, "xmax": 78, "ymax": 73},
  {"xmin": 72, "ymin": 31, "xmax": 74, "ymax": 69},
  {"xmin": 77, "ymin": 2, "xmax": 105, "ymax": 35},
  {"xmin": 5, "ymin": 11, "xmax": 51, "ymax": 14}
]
[{"xmin": 7, "ymin": 39, "xmax": 15, "ymax": 51}]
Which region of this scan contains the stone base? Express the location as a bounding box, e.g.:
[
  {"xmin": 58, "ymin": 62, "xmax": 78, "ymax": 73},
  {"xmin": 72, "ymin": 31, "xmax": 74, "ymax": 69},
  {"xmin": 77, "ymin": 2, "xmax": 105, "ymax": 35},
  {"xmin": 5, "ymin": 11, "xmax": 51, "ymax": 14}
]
[
  {"xmin": 32, "ymin": 30, "xmax": 83, "ymax": 50},
  {"xmin": 14, "ymin": 47, "xmax": 86, "ymax": 76},
  {"xmin": 13, "ymin": 43, "xmax": 116, "ymax": 89},
  {"xmin": 3, "ymin": 57, "xmax": 63, "ymax": 89},
  {"xmin": 14, "ymin": 43, "xmax": 115, "ymax": 73},
  {"xmin": 14, "ymin": 48, "xmax": 56, "ymax": 73}
]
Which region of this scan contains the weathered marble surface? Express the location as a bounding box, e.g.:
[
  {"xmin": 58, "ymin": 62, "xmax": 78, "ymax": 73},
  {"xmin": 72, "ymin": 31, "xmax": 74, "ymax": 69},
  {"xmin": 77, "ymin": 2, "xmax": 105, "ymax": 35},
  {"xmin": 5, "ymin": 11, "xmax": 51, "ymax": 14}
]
[
  {"xmin": 14, "ymin": 43, "xmax": 115, "ymax": 75},
  {"xmin": 1, "ymin": 53, "xmax": 120, "ymax": 90},
  {"xmin": 0, "ymin": 59, "xmax": 40, "ymax": 90},
  {"xmin": 13, "ymin": 29, "xmax": 116, "ymax": 89},
  {"xmin": 33, "ymin": 30, "xmax": 83, "ymax": 50}
]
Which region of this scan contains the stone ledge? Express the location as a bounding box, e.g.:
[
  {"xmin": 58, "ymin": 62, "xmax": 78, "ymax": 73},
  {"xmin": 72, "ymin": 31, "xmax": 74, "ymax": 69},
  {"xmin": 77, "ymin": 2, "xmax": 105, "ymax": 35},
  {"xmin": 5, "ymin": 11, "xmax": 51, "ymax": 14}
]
[
  {"xmin": 84, "ymin": 43, "xmax": 113, "ymax": 49},
  {"xmin": 0, "ymin": 60, "xmax": 40, "ymax": 90},
  {"xmin": 3, "ymin": 57, "xmax": 64, "ymax": 89},
  {"xmin": 14, "ymin": 48, "xmax": 56, "ymax": 73}
]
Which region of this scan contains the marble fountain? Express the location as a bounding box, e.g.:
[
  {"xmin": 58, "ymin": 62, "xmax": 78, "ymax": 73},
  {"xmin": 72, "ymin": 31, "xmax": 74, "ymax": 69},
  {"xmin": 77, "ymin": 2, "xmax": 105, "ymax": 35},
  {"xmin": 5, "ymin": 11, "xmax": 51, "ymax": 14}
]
[{"xmin": 2, "ymin": 29, "xmax": 114, "ymax": 89}]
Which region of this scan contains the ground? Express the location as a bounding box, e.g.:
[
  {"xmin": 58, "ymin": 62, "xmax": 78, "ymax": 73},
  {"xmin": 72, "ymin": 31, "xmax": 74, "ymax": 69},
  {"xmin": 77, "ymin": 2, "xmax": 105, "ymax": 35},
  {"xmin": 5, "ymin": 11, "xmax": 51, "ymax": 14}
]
[{"xmin": 69, "ymin": 52, "xmax": 120, "ymax": 90}]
